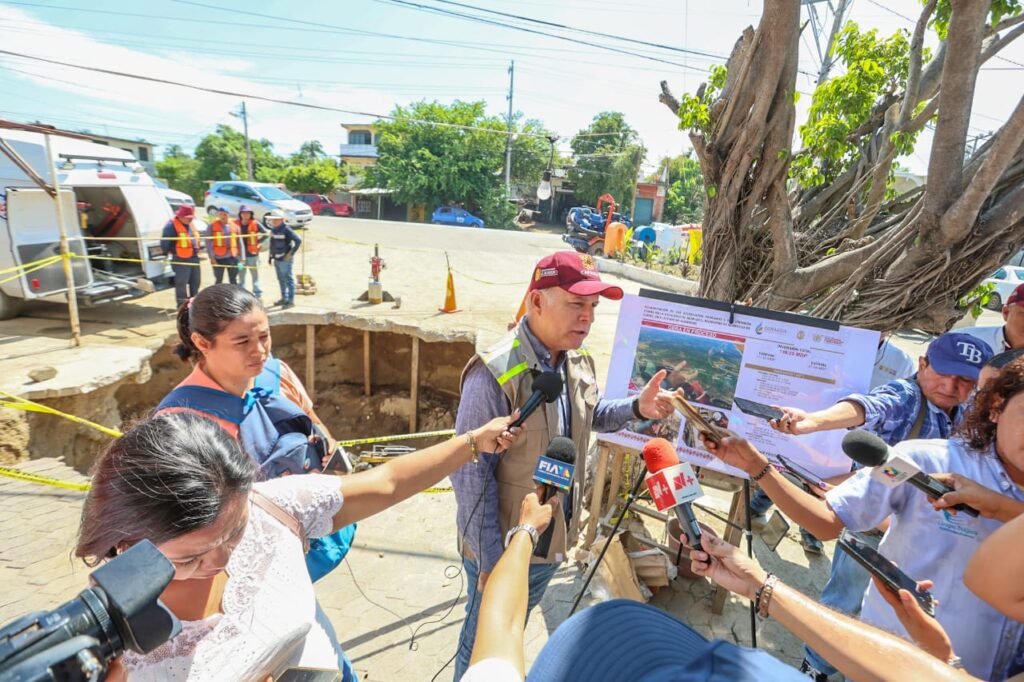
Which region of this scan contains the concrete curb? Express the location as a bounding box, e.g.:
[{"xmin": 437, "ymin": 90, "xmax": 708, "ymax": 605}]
[{"xmin": 596, "ymin": 257, "xmax": 699, "ymax": 296}]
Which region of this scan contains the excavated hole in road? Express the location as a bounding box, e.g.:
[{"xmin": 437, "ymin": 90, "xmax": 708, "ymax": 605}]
[{"xmin": 13, "ymin": 323, "xmax": 472, "ymax": 474}]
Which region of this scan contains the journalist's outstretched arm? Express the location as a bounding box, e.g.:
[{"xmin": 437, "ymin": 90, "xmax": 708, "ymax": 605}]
[
  {"xmin": 333, "ymin": 415, "xmax": 519, "ymax": 529},
  {"xmin": 965, "ymin": 512, "xmax": 1024, "ymax": 622},
  {"xmin": 701, "ymin": 435, "xmax": 846, "ymax": 540},
  {"xmin": 688, "ymin": 533, "xmax": 971, "ymax": 682},
  {"xmin": 468, "ymin": 490, "xmax": 556, "ymax": 677}
]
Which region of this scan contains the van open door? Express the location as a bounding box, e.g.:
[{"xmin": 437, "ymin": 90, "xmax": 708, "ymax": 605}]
[
  {"xmin": 4, "ymin": 187, "xmax": 151, "ymax": 307},
  {"xmin": 1, "ymin": 187, "xmax": 91, "ymax": 300}
]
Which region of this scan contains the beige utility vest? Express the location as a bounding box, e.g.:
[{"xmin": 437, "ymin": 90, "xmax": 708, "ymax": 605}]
[{"xmin": 460, "ymin": 323, "xmax": 599, "ymax": 564}]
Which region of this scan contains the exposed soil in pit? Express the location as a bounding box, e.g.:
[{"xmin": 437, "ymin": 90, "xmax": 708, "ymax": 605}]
[{"xmin": 9, "ymin": 323, "xmax": 475, "ymax": 474}]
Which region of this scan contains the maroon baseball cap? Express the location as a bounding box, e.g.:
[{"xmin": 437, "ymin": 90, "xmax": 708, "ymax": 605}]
[
  {"xmin": 1008, "ymin": 283, "xmax": 1024, "ymax": 307},
  {"xmin": 174, "ymin": 205, "xmax": 195, "ymax": 219},
  {"xmin": 528, "ymin": 251, "xmax": 623, "ymax": 300}
]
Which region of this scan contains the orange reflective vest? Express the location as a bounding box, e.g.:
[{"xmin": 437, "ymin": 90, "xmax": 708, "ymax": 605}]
[
  {"xmin": 172, "ymin": 219, "xmax": 200, "ymax": 259},
  {"xmin": 209, "ymin": 220, "xmax": 240, "ymax": 259},
  {"xmin": 240, "ymin": 219, "xmax": 262, "ymax": 256}
]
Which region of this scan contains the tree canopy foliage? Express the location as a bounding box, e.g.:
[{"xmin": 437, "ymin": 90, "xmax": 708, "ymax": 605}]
[
  {"xmin": 661, "ymin": 0, "xmax": 1024, "ymax": 332},
  {"xmin": 366, "ymin": 100, "xmax": 552, "ymax": 228},
  {"xmin": 569, "ymin": 112, "xmax": 645, "ymax": 210},
  {"xmin": 648, "ymin": 153, "xmax": 705, "ymax": 224},
  {"xmin": 154, "ymin": 126, "xmax": 342, "ymax": 201}
]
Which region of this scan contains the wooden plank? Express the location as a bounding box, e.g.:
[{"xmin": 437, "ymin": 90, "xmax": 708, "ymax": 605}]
[
  {"xmin": 584, "ymin": 443, "xmax": 611, "ymax": 548},
  {"xmin": 409, "ymin": 336, "xmax": 420, "ymax": 433},
  {"xmin": 711, "ymin": 490, "xmax": 746, "ymax": 614},
  {"xmin": 363, "ymin": 329, "xmax": 372, "ymax": 397},
  {"xmin": 305, "ymin": 324, "xmax": 315, "ymax": 401},
  {"xmin": 606, "ymin": 447, "xmax": 625, "ymax": 517}
]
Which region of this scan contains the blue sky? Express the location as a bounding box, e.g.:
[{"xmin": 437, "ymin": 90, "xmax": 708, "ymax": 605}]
[{"xmin": 0, "ymin": 0, "xmax": 1020, "ymax": 175}]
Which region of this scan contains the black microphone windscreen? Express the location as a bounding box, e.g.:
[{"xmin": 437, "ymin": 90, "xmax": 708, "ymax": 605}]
[
  {"xmin": 533, "ymin": 371, "xmax": 563, "ymax": 403},
  {"xmin": 841, "ymin": 430, "xmax": 889, "ymax": 467},
  {"xmin": 544, "ymin": 436, "xmax": 577, "ymax": 464}
]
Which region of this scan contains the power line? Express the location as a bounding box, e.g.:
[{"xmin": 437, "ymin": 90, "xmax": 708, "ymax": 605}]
[
  {"xmin": 0, "ymin": 19, "xmax": 508, "ymax": 70},
  {"xmin": 0, "ymin": 49, "xmax": 562, "ymax": 140},
  {"xmin": 426, "ymin": 0, "xmax": 730, "ymax": 62},
  {"xmin": 374, "ymin": 0, "xmax": 710, "ymax": 72}
]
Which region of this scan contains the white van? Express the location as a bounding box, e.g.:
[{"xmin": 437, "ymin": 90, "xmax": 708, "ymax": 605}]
[{"xmin": 0, "ymin": 130, "xmax": 172, "ymax": 319}]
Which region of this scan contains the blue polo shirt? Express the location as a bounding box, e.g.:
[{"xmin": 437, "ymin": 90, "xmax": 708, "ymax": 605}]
[{"xmin": 827, "ymin": 438, "xmax": 1024, "ymax": 680}]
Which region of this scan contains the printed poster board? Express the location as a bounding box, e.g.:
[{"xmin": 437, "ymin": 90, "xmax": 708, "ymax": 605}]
[{"xmin": 599, "ymin": 290, "xmax": 879, "ymax": 479}]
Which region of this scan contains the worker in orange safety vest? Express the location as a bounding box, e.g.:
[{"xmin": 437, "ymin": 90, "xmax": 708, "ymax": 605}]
[
  {"xmin": 236, "ymin": 204, "xmax": 269, "ymax": 300},
  {"xmin": 207, "ymin": 206, "xmax": 241, "ymax": 285},
  {"xmin": 159, "ymin": 204, "xmax": 202, "ymax": 307}
]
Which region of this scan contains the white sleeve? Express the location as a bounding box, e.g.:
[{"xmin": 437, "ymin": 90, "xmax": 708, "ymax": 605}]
[
  {"xmin": 460, "ymin": 658, "xmax": 523, "ymax": 682},
  {"xmin": 255, "ymin": 474, "xmax": 344, "ymax": 539}
]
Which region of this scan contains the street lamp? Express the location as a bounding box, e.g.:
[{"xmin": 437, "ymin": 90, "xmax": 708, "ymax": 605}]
[{"xmin": 536, "ymin": 135, "xmax": 558, "ymax": 201}]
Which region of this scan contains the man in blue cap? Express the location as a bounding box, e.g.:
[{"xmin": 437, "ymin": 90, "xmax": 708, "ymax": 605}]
[{"xmin": 766, "ymin": 331, "xmax": 994, "ymax": 681}]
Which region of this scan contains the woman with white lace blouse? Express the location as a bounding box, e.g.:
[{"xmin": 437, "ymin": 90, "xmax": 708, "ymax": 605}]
[{"xmin": 75, "ymin": 410, "xmax": 520, "ymax": 681}]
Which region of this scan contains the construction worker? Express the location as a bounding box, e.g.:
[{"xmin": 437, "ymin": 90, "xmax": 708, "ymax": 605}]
[
  {"xmin": 159, "ymin": 204, "xmax": 202, "ymax": 308},
  {"xmin": 266, "ymin": 210, "xmax": 301, "ymax": 309},
  {"xmin": 207, "ymin": 206, "xmax": 241, "ymax": 285},
  {"xmin": 237, "ymin": 204, "xmax": 268, "ymax": 300}
]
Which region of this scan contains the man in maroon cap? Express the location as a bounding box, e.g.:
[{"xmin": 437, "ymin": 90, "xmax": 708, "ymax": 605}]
[
  {"xmin": 449, "ymin": 250, "xmax": 678, "ymax": 679},
  {"xmin": 960, "ymin": 282, "xmax": 1024, "ymax": 354},
  {"xmin": 159, "ymin": 204, "xmax": 203, "ymax": 308}
]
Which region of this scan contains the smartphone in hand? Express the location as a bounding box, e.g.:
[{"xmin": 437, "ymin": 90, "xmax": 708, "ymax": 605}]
[
  {"xmin": 733, "ymin": 397, "xmax": 785, "ymax": 422},
  {"xmin": 837, "ymin": 530, "xmax": 935, "ymax": 617}
]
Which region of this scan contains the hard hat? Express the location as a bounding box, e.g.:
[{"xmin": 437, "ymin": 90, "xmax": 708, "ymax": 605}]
[{"xmin": 265, "ymin": 210, "xmax": 285, "ymax": 221}]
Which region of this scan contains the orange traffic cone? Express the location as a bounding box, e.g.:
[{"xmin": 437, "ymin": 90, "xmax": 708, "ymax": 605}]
[{"xmin": 439, "ymin": 268, "xmax": 459, "ymax": 313}]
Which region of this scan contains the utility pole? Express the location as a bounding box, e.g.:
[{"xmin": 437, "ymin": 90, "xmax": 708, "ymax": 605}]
[
  {"xmin": 238, "ymin": 100, "xmax": 254, "ymax": 179},
  {"xmin": 504, "ymin": 60, "xmax": 515, "ymax": 199}
]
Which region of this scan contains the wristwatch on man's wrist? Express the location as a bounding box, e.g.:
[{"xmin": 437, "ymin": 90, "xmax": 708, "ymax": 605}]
[{"xmin": 505, "ymin": 523, "xmax": 539, "ymax": 549}]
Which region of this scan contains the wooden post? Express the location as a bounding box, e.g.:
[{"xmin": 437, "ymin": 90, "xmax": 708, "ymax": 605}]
[
  {"xmin": 606, "ymin": 447, "xmax": 625, "ymax": 518},
  {"xmin": 44, "ymin": 134, "xmax": 81, "ymax": 347},
  {"xmin": 584, "ymin": 443, "xmax": 611, "ymax": 548},
  {"xmin": 409, "ymin": 336, "xmax": 420, "ymax": 433},
  {"xmin": 304, "ymin": 324, "xmax": 315, "ymax": 401},
  {"xmin": 363, "ymin": 329, "xmax": 372, "ymax": 397}
]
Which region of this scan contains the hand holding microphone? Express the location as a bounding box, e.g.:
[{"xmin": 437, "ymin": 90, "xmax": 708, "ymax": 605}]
[
  {"xmin": 641, "ymin": 437, "xmax": 705, "ymax": 556},
  {"xmin": 841, "ymin": 430, "xmax": 980, "ymax": 517},
  {"xmin": 531, "ymin": 437, "xmax": 576, "ymax": 558}
]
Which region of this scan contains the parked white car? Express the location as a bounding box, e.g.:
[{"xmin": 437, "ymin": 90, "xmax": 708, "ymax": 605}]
[
  {"xmin": 203, "ymin": 181, "xmax": 312, "ymax": 228},
  {"xmin": 983, "ymin": 265, "xmax": 1024, "ymax": 309}
]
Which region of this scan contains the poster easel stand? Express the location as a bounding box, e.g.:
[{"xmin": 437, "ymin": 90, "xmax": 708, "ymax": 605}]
[{"xmin": 583, "ymin": 443, "xmax": 758, "ymax": 646}]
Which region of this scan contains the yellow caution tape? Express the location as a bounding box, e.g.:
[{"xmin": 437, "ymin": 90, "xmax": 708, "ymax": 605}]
[
  {"xmin": 338, "ymin": 429, "xmax": 455, "ymax": 447},
  {"xmin": 0, "ymin": 465, "xmax": 90, "ymax": 491},
  {"xmin": 0, "ymin": 255, "xmax": 65, "ymax": 286},
  {"xmin": 72, "ymin": 253, "xmax": 257, "ymax": 271},
  {"xmin": 0, "ymin": 253, "xmax": 62, "ymax": 276},
  {"xmin": 0, "ymin": 390, "xmax": 123, "ymax": 438},
  {"xmin": 422, "ymin": 486, "xmax": 453, "ymax": 494}
]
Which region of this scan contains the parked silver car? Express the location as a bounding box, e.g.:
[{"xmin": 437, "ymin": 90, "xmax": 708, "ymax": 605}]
[{"xmin": 203, "ymin": 181, "xmax": 313, "ymax": 228}]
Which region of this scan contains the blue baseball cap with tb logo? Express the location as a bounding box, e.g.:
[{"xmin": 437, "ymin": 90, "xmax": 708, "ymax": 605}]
[{"xmin": 926, "ymin": 332, "xmax": 994, "ymax": 381}]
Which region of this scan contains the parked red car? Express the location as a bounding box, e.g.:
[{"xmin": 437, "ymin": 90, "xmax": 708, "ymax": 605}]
[{"xmin": 292, "ymin": 193, "xmax": 354, "ymax": 217}]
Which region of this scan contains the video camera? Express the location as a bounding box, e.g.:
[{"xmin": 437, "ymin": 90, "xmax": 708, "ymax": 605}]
[{"xmin": 0, "ymin": 540, "xmax": 180, "ymax": 682}]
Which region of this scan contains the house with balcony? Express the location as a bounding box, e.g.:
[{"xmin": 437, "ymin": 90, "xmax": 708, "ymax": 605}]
[{"xmin": 339, "ymin": 123, "xmax": 379, "ymax": 185}]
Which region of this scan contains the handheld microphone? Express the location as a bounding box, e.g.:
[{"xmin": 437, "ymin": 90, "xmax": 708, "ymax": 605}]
[
  {"xmin": 510, "ymin": 371, "xmax": 563, "ymax": 429},
  {"xmin": 841, "ymin": 430, "xmax": 979, "ymax": 517},
  {"xmin": 531, "ymin": 436, "xmax": 577, "ymax": 558},
  {"xmin": 641, "ymin": 438, "xmax": 705, "ymax": 554}
]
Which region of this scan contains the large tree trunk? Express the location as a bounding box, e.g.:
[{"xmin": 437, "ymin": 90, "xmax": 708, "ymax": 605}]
[{"xmin": 659, "ymin": 0, "xmax": 1024, "ymax": 333}]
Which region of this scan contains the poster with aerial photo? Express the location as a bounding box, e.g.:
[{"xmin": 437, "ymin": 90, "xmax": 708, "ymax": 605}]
[{"xmin": 601, "ymin": 291, "xmax": 879, "ymax": 479}]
